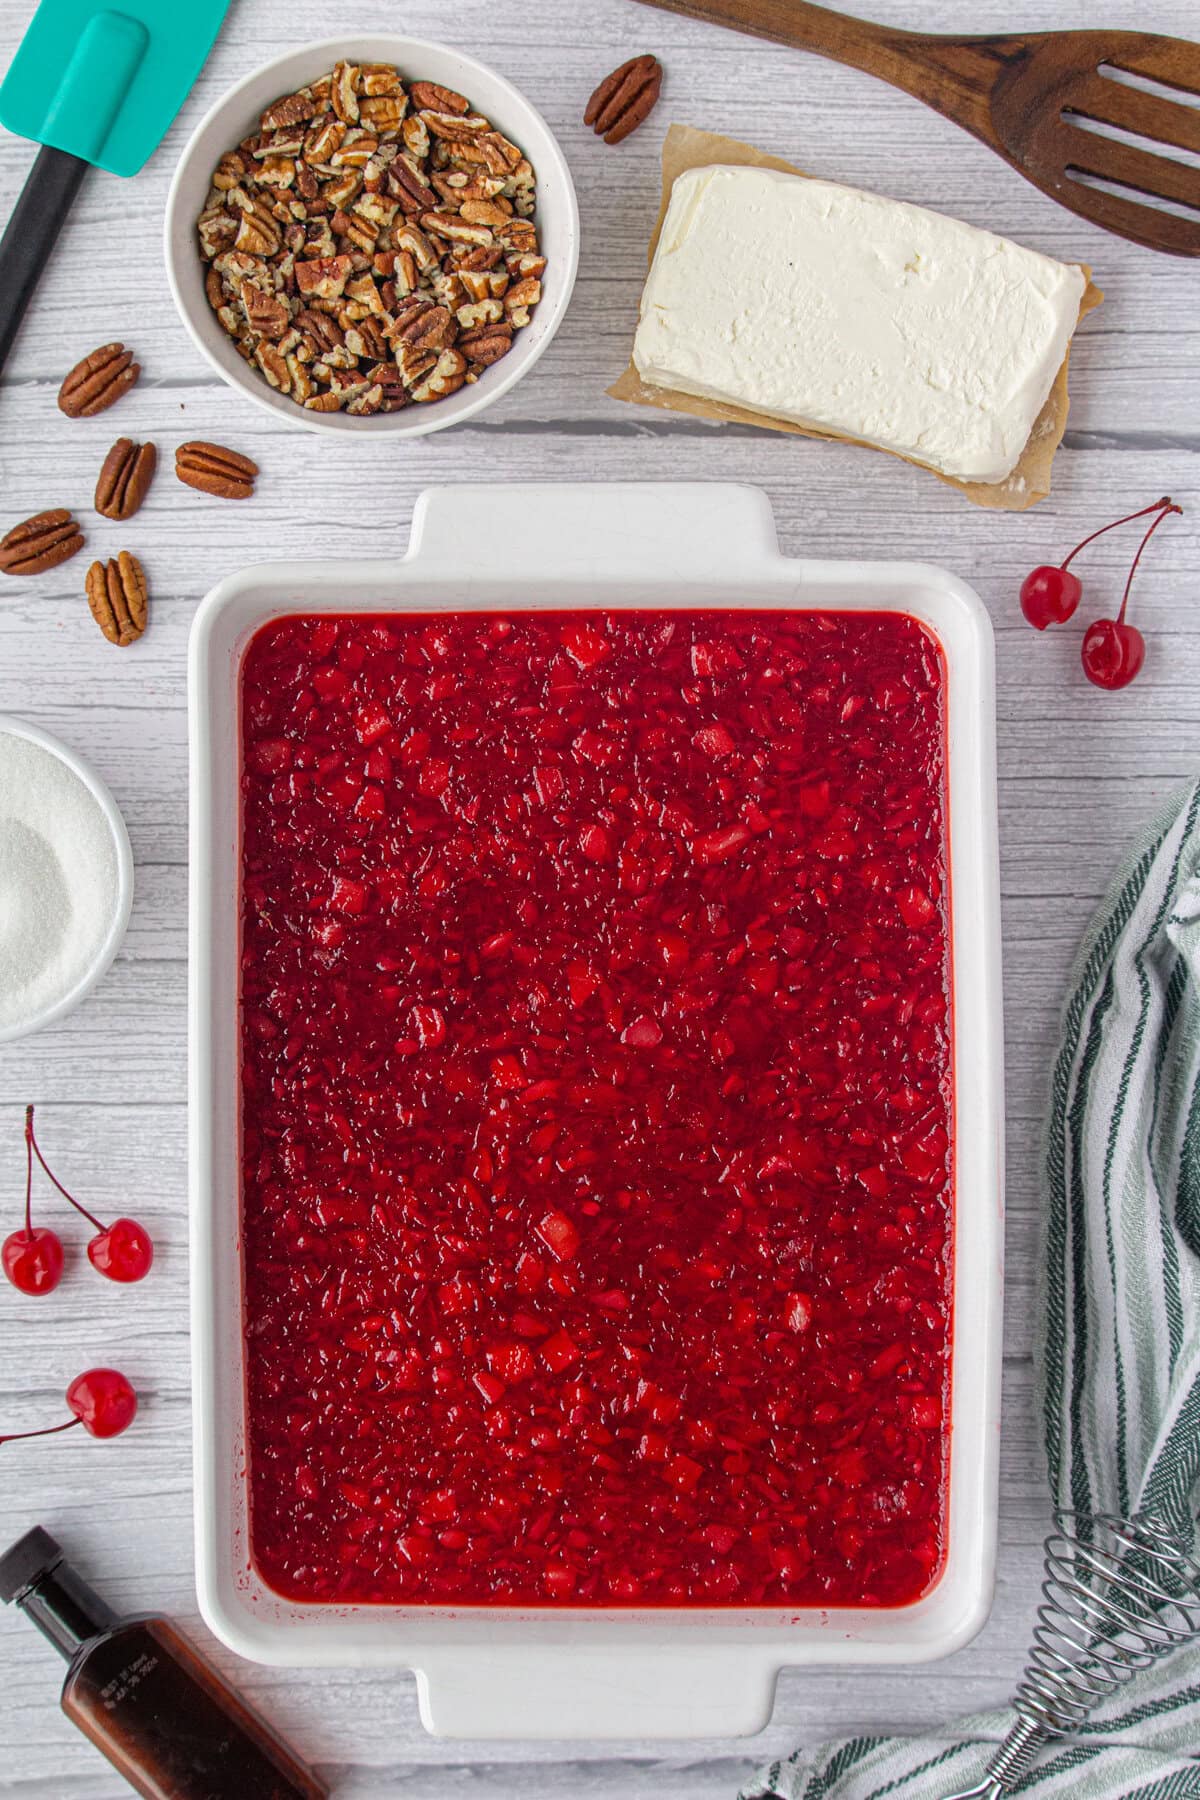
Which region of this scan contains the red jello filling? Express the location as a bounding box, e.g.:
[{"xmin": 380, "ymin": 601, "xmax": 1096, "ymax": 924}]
[{"xmin": 239, "ymin": 607, "xmax": 953, "ymax": 1608}]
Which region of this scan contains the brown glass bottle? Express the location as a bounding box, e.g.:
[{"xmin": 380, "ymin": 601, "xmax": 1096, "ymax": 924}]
[{"xmin": 0, "ymin": 1527, "xmax": 328, "ymax": 1800}]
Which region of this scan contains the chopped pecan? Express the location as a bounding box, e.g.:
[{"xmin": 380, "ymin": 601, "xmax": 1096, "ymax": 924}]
[
  {"xmin": 330, "ymin": 61, "xmax": 361, "ymax": 124},
  {"xmin": 212, "ymin": 151, "xmax": 247, "ymax": 190},
  {"xmin": 95, "ymin": 440, "xmax": 157, "ymax": 522},
  {"xmin": 255, "ymin": 343, "xmax": 291, "ymax": 391},
  {"xmin": 256, "ymin": 154, "xmax": 297, "ymax": 189},
  {"xmin": 198, "ymin": 207, "xmax": 238, "ymax": 259},
  {"xmin": 410, "ymin": 347, "xmax": 467, "ymax": 403},
  {"xmin": 455, "ymin": 244, "xmax": 506, "ymax": 272},
  {"xmin": 457, "ymin": 297, "xmax": 504, "ymax": 331},
  {"xmin": 479, "ymin": 132, "xmax": 523, "ymax": 175},
  {"xmin": 345, "ymin": 316, "xmax": 390, "ymax": 362},
  {"xmin": 332, "ymin": 208, "xmax": 378, "ymax": 254},
  {"xmin": 460, "ymin": 198, "xmax": 512, "ymax": 227},
  {"xmin": 421, "ymin": 208, "xmax": 494, "ymax": 248},
  {"xmin": 409, "ymin": 81, "xmax": 469, "ymax": 115},
  {"xmin": 175, "ymin": 441, "xmax": 259, "ymax": 501},
  {"xmin": 346, "ymin": 382, "xmax": 385, "ymax": 415},
  {"xmin": 420, "ymin": 109, "xmax": 489, "ymax": 142},
  {"xmin": 401, "ymin": 114, "xmax": 430, "ymax": 162},
  {"xmin": 260, "ymin": 91, "xmax": 317, "ymax": 132},
  {"xmin": 459, "ymin": 322, "xmax": 514, "ymax": 368},
  {"xmin": 584, "ymin": 55, "xmax": 663, "ymax": 144},
  {"xmin": 0, "ymin": 509, "xmax": 84, "ymax": 576},
  {"xmin": 331, "ymin": 130, "xmax": 379, "ymax": 171},
  {"xmin": 323, "ymin": 168, "xmax": 363, "ymax": 210},
  {"xmin": 295, "ymin": 254, "xmax": 353, "ymax": 299},
  {"xmin": 241, "ymin": 279, "xmax": 291, "ymax": 339},
  {"xmin": 296, "ymin": 308, "xmax": 345, "ymax": 355},
  {"xmin": 394, "ymin": 222, "xmax": 439, "ymax": 273},
  {"xmin": 389, "ymin": 158, "xmax": 438, "ymax": 215},
  {"xmin": 86, "ymin": 551, "xmax": 147, "ymax": 646},
  {"xmin": 361, "ymin": 64, "xmax": 403, "ymax": 97},
  {"xmin": 360, "ymin": 95, "xmax": 407, "ymax": 132},
  {"xmin": 304, "ymin": 117, "xmax": 345, "ymax": 163},
  {"xmin": 58, "ymin": 344, "xmax": 140, "ymax": 418},
  {"xmin": 396, "ymin": 303, "xmax": 457, "ymax": 352},
  {"xmin": 235, "ymin": 197, "xmax": 282, "ymax": 256}
]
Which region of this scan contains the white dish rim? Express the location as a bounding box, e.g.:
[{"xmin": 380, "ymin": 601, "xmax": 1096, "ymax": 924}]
[{"xmin": 0, "ymin": 714, "xmax": 134, "ymax": 1043}]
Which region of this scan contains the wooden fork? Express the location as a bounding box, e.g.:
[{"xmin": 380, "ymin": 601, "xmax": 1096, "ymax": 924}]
[{"xmin": 633, "ymin": 0, "xmax": 1200, "ymax": 254}]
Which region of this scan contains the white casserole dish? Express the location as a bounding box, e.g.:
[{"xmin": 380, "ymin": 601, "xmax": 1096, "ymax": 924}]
[{"xmin": 189, "ymin": 482, "xmax": 1003, "ymax": 1740}]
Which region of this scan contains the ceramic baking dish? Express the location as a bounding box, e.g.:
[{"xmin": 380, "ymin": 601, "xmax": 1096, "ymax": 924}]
[{"xmin": 189, "ymin": 482, "xmax": 1003, "ymax": 1740}]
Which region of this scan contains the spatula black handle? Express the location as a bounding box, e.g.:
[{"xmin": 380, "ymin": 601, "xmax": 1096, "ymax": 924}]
[{"xmin": 0, "ymin": 144, "xmax": 89, "ymax": 379}]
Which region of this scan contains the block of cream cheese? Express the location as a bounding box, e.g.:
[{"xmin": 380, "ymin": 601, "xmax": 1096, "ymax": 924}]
[{"xmin": 632, "ymin": 165, "xmax": 1088, "ymax": 485}]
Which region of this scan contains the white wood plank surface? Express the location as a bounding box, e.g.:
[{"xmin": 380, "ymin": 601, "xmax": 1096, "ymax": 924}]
[{"xmin": 0, "ymin": 0, "xmax": 1198, "ymax": 1792}]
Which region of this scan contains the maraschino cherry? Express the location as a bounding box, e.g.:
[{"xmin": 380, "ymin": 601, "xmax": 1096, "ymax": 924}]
[
  {"xmin": 1021, "ymin": 497, "xmax": 1175, "ymax": 630},
  {"xmin": 1081, "ymin": 502, "xmax": 1182, "ymax": 691},
  {"xmin": 23, "ymin": 1106, "xmax": 153, "ymax": 1284},
  {"xmin": 0, "ymin": 1369, "xmax": 137, "ymax": 1445},
  {"xmin": 1, "ymin": 1110, "xmax": 64, "ymax": 1295}
]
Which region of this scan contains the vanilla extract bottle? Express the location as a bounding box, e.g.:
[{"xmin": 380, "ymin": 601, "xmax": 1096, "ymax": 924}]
[{"xmin": 1, "ymin": 1527, "xmax": 327, "ymax": 1799}]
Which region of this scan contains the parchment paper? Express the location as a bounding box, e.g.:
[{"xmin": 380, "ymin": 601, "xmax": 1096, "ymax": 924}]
[{"xmin": 610, "ymin": 125, "xmax": 1104, "ymax": 512}]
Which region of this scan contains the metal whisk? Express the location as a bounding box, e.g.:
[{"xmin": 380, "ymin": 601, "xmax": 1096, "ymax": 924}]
[{"xmin": 944, "ymin": 1511, "xmax": 1200, "ymax": 1799}]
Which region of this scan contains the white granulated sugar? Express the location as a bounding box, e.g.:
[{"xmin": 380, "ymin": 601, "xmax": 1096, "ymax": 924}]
[{"xmin": 0, "ymin": 731, "xmax": 119, "ymax": 1030}]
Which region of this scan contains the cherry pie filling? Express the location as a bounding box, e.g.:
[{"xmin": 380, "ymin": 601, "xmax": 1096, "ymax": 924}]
[{"xmin": 239, "ymin": 607, "xmax": 953, "ymax": 1607}]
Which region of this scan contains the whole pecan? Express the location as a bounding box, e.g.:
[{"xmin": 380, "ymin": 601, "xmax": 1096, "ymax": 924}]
[
  {"xmin": 95, "ymin": 440, "xmax": 157, "ymax": 522},
  {"xmin": 408, "ymin": 81, "xmax": 469, "ymax": 116},
  {"xmin": 397, "ymin": 303, "xmax": 456, "ymax": 353},
  {"xmin": 58, "ymin": 343, "xmax": 140, "ymax": 418},
  {"xmin": 175, "ymin": 441, "xmax": 259, "ymax": 501},
  {"xmin": 584, "ymin": 55, "xmax": 663, "ymax": 144},
  {"xmin": 0, "ymin": 509, "xmax": 84, "ymax": 576},
  {"xmin": 260, "ymin": 91, "xmax": 317, "ymax": 132},
  {"xmin": 86, "ymin": 552, "xmax": 148, "ymax": 646},
  {"xmin": 458, "ymin": 322, "xmax": 514, "ymax": 368}
]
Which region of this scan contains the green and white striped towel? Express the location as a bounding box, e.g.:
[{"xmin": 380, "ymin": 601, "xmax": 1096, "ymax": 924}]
[{"xmin": 743, "ymin": 780, "xmax": 1200, "ymax": 1800}]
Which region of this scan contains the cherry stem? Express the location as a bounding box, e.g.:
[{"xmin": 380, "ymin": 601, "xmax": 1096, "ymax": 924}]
[
  {"xmin": 0, "ymin": 1416, "xmax": 80, "ymax": 1447},
  {"xmin": 24, "ymin": 1105, "xmax": 105, "ymax": 1234},
  {"xmin": 1062, "ymin": 497, "xmax": 1174, "ymax": 571},
  {"xmin": 23, "ymin": 1106, "xmax": 32, "ymax": 1240},
  {"xmin": 1118, "ymin": 504, "xmax": 1183, "ymax": 625}
]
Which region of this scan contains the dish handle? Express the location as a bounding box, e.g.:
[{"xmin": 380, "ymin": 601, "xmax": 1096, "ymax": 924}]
[
  {"xmin": 404, "ymin": 481, "xmax": 784, "ymax": 582},
  {"xmin": 416, "ymin": 1643, "xmax": 777, "ymax": 1739}
]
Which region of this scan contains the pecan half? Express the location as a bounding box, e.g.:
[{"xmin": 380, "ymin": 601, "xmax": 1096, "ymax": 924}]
[
  {"xmin": 86, "ymin": 552, "xmax": 148, "ymax": 646},
  {"xmin": 260, "ymin": 91, "xmax": 317, "ymax": 132},
  {"xmin": 457, "ymin": 322, "xmax": 514, "ymax": 368},
  {"xmin": 584, "ymin": 55, "xmax": 663, "ymax": 144},
  {"xmin": 175, "ymin": 441, "xmax": 259, "ymax": 500},
  {"xmin": 408, "ymin": 81, "xmax": 470, "ymax": 116},
  {"xmin": 0, "ymin": 509, "xmax": 84, "ymax": 576},
  {"xmin": 95, "ymin": 440, "xmax": 157, "ymax": 522},
  {"xmin": 58, "ymin": 343, "xmax": 140, "ymax": 418}
]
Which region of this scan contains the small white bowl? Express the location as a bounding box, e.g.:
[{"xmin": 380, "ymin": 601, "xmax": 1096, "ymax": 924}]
[
  {"xmin": 164, "ymin": 35, "xmax": 580, "ymax": 437},
  {"xmin": 0, "ymin": 718, "xmax": 134, "ymax": 1044}
]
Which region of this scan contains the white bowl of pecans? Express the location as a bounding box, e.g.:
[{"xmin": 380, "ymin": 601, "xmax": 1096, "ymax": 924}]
[{"xmin": 164, "ymin": 37, "xmax": 579, "ymax": 435}]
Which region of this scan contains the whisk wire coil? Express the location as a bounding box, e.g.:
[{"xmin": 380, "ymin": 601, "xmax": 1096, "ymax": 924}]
[{"xmin": 942, "ymin": 1510, "xmax": 1200, "ymax": 1799}]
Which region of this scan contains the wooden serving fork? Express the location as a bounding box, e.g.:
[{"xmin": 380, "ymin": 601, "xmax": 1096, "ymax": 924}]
[{"xmin": 633, "ymin": 0, "xmax": 1200, "ymax": 254}]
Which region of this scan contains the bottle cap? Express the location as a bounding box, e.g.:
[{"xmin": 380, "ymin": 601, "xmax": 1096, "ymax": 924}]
[{"xmin": 0, "ymin": 1526, "xmax": 64, "ymax": 1604}]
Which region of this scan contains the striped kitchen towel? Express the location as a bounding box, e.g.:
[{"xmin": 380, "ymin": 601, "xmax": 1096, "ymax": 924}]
[{"xmin": 743, "ymin": 779, "xmax": 1200, "ymax": 1800}]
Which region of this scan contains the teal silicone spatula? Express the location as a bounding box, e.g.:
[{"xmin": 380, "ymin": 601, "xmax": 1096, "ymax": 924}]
[{"xmin": 0, "ymin": 0, "xmax": 230, "ymax": 374}]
